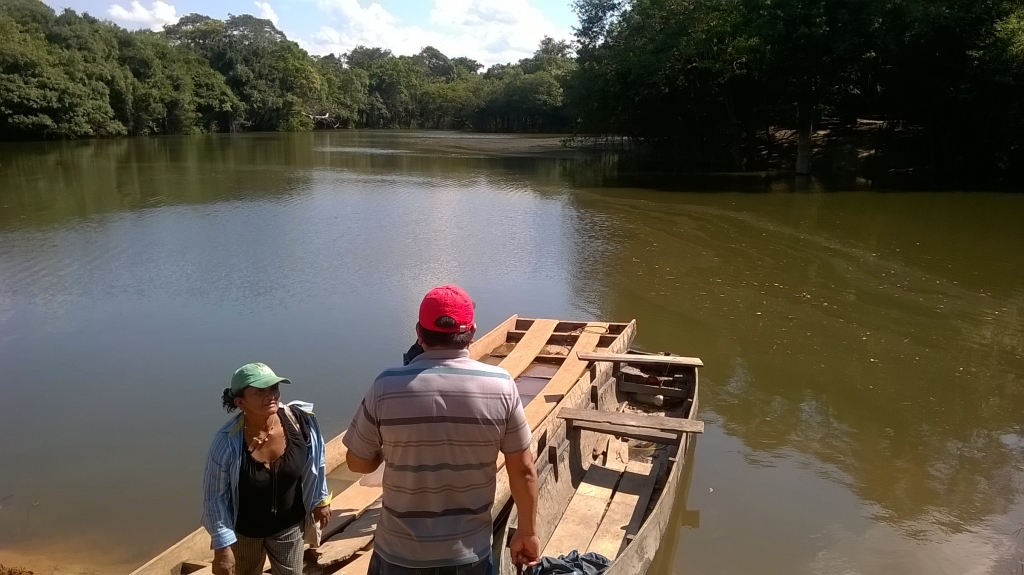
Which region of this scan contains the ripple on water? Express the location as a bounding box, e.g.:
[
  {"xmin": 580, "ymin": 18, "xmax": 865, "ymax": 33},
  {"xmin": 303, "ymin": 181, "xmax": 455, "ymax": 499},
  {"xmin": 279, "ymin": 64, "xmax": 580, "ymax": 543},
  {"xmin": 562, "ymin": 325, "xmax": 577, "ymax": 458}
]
[{"xmin": 314, "ymin": 147, "xmax": 406, "ymax": 154}]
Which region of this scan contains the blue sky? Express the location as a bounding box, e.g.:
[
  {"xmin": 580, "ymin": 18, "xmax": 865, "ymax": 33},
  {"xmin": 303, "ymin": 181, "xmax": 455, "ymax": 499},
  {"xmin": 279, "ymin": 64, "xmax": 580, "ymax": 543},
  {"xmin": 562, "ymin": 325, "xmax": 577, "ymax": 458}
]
[{"xmin": 43, "ymin": 0, "xmax": 580, "ymax": 66}]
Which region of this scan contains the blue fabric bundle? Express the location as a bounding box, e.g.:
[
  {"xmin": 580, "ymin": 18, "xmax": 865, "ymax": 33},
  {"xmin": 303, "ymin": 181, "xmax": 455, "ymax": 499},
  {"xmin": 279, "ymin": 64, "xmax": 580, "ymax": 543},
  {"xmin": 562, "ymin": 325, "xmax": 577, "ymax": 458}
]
[{"xmin": 526, "ymin": 550, "xmax": 612, "ymax": 575}]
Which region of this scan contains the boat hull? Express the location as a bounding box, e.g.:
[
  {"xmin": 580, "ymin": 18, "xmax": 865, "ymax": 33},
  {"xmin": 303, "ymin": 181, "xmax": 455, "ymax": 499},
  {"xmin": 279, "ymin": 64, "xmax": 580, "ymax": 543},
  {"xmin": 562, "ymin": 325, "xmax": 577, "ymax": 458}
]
[{"xmin": 493, "ymin": 353, "xmax": 700, "ymax": 575}]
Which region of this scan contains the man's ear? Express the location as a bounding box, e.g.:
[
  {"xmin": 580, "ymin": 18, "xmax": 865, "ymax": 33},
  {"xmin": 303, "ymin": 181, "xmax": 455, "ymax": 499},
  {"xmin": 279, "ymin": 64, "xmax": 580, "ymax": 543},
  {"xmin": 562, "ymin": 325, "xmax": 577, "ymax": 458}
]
[{"xmin": 415, "ymin": 323, "xmax": 424, "ymax": 347}]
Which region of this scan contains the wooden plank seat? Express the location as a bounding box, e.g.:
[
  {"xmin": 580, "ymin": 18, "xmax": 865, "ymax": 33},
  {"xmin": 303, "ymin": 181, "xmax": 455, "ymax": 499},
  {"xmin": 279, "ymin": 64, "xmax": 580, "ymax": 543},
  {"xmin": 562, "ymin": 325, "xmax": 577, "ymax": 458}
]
[
  {"xmin": 587, "ymin": 457, "xmax": 660, "ymax": 561},
  {"xmin": 577, "ymin": 352, "xmax": 704, "ymax": 368},
  {"xmin": 567, "ymin": 420, "xmax": 682, "ymax": 446},
  {"xmin": 542, "ymin": 458, "xmax": 628, "ymax": 558},
  {"xmin": 616, "ymin": 381, "xmax": 689, "ymax": 399},
  {"xmin": 557, "ymin": 408, "xmax": 705, "ymax": 435}
]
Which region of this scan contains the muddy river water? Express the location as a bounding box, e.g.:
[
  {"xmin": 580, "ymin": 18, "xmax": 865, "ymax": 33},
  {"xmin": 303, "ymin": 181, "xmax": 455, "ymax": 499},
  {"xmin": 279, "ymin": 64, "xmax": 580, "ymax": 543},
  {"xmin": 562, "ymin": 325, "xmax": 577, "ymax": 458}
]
[{"xmin": 1, "ymin": 131, "xmax": 1022, "ymax": 574}]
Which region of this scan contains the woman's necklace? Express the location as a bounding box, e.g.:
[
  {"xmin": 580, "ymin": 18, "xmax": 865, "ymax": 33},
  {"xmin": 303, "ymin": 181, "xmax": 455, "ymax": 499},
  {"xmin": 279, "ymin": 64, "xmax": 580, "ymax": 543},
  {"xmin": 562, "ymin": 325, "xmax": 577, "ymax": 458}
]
[{"xmin": 245, "ymin": 418, "xmax": 276, "ymax": 450}]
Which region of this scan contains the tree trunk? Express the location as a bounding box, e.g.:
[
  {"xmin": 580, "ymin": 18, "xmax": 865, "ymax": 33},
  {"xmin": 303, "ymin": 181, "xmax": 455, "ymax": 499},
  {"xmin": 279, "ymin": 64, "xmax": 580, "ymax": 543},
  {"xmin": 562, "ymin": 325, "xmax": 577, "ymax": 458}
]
[{"xmin": 796, "ymin": 113, "xmax": 813, "ymax": 176}]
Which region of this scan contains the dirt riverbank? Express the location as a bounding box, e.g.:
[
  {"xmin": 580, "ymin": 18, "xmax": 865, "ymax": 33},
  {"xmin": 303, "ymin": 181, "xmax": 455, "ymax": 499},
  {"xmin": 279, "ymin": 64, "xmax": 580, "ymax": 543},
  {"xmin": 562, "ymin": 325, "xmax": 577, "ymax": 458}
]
[{"xmin": 0, "ymin": 545, "xmax": 138, "ymax": 575}]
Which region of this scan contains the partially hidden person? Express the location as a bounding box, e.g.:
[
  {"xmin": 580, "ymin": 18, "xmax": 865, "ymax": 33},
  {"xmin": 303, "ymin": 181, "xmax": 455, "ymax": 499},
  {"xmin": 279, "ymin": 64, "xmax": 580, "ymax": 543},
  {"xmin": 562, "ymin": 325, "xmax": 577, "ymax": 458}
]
[
  {"xmin": 202, "ymin": 362, "xmax": 332, "ymax": 575},
  {"xmin": 344, "ymin": 284, "xmax": 541, "ymax": 574}
]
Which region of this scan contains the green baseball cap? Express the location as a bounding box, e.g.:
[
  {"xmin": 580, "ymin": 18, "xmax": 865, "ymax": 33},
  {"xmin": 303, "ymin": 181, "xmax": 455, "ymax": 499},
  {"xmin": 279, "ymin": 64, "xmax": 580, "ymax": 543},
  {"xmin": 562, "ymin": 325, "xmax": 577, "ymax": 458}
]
[{"xmin": 231, "ymin": 362, "xmax": 291, "ymax": 395}]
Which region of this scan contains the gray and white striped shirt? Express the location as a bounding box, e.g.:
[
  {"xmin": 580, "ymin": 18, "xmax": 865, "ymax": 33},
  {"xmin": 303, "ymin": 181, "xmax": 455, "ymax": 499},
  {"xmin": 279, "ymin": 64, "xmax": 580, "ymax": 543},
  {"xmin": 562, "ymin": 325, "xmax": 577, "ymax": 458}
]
[{"xmin": 343, "ymin": 349, "xmax": 531, "ymax": 568}]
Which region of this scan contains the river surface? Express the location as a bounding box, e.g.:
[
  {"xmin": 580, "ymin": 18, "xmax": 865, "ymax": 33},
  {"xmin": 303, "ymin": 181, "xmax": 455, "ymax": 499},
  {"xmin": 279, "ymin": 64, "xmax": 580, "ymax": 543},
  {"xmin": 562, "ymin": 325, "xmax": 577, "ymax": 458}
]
[{"xmin": 1, "ymin": 132, "xmax": 1022, "ymax": 575}]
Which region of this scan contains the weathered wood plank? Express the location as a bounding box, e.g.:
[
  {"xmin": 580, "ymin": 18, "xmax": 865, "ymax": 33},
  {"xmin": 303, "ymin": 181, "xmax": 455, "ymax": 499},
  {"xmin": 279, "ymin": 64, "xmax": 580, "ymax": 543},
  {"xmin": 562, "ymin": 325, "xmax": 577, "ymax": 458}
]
[
  {"xmin": 542, "ymin": 461, "xmax": 625, "ymax": 558},
  {"xmin": 469, "ymin": 314, "xmax": 518, "ymax": 360},
  {"xmin": 568, "ymin": 420, "xmax": 681, "ymax": 446},
  {"xmin": 606, "ymin": 439, "xmax": 629, "ymax": 470},
  {"xmin": 486, "ymin": 353, "xmax": 569, "ymax": 363},
  {"xmin": 508, "ymin": 333, "xmax": 621, "ymax": 348},
  {"xmin": 332, "ymin": 546, "xmax": 373, "ymax": 575},
  {"xmin": 558, "ymin": 408, "xmax": 704, "ymax": 434},
  {"xmin": 321, "ymin": 478, "xmax": 386, "ymax": 541},
  {"xmin": 587, "ymin": 459, "xmax": 656, "ymax": 560},
  {"xmin": 622, "ymin": 453, "xmax": 665, "ymax": 543},
  {"xmin": 522, "ymin": 322, "xmax": 609, "ymax": 428},
  {"xmin": 128, "ymin": 527, "xmax": 212, "ymax": 575},
  {"xmin": 318, "ymin": 502, "xmax": 382, "ymax": 566},
  {"xmin": 616, "ymin": 381, "xmax": 689, "ymax": 399},
  {"xmin": 499, "ymin": 319, "xmax": 559, "ymax": 378},
  {"xmin": 578, "ymin": 352, "xmax": 704, "ymax": 368}
]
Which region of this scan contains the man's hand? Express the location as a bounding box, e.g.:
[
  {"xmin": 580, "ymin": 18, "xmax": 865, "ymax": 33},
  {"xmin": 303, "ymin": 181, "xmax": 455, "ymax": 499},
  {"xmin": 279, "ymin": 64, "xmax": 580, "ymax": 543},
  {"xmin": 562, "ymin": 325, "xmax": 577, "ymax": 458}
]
[
  {"xmin": 212, "ymin": 546, "xmax": 235, "ymax": 575},
  {"xmin": 505, "ymin": 447, "xmax": 540, "ymax": 569},
  {"xmin": 509, "ymin": 528, "xmax": 541, "ymax": 568},
  {"xmin": 313, "ymin": 503, "xmax": 331, "ymax": 528}
]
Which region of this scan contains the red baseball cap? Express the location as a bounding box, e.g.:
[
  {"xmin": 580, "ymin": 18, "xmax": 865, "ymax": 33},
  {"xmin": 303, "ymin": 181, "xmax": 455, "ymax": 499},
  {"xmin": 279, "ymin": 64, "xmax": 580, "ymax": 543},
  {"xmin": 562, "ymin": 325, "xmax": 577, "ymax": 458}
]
[{"xmin": 419, "ymin": 285, "xmax": 475, "ymax": 333}]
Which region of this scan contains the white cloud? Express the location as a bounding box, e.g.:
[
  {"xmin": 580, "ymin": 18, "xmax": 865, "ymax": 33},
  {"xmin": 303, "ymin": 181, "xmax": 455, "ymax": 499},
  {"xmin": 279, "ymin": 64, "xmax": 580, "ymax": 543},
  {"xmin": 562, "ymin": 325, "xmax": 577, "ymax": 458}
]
[
  {"xmin": 254, "ymin": 1, "xmax": 279, "ymax": 26},
  {"xmin": 299, "ymin": 0, "xmax": 569, "ymax": 67},
  {"xmin": 107, "ymin": 0, "xmax": 178, "ymax": 31}
]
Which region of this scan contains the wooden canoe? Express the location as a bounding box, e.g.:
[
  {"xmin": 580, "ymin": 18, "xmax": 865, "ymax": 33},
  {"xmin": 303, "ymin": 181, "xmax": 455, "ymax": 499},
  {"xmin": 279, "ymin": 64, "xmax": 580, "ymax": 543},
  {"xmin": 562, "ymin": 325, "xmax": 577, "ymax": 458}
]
[
  {"xmin": 491, "ymin": 350, "xmax": 703, "ymax": 575},
  {"xmin": 130, "ymin": 316, "xmax": 637, "ymax": 575}
]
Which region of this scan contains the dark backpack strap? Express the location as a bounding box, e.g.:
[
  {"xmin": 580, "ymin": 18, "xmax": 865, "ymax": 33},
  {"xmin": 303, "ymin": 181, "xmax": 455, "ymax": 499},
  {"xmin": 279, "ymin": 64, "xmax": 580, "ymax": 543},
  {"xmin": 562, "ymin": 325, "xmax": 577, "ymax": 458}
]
[{"xmin": 280, "ymin": 404, "xmax": 312, "ymax": 444}]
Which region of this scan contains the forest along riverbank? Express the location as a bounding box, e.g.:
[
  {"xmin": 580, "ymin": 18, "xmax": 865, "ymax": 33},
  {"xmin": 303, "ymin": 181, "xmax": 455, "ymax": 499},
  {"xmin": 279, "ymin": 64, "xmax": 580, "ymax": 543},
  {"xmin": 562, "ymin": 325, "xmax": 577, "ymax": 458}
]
[
  {"xmin": 1, "ymin": 133, "xmax": 1022, "ymax": 575},
  {"xmin": 8, "ymin": 0, "xmax": 1024, "ymax": 185}
]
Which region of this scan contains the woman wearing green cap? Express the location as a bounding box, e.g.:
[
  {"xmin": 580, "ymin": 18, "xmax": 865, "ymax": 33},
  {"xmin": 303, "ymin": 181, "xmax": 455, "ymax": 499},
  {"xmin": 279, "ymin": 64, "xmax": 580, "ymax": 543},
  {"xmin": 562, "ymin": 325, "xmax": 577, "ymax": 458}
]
[{"xmin": 201, "ymin": 362, "xmax": 332, "ymax": 575}]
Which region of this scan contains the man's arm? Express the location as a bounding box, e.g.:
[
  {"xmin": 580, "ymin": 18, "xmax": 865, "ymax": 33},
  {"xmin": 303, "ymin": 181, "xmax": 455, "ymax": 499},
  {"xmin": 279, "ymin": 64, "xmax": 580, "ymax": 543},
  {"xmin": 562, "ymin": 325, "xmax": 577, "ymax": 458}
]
[
  {"xmin": 346, "ymin": 450, "xmax": 382, "ymax": 474},
  {"xmin": 505, "ymin": 446, "xmax": 540, "ymax": 568},
  {"xmin": 342, "ymin": 388, "xmax": 384, "ymax": 474}
]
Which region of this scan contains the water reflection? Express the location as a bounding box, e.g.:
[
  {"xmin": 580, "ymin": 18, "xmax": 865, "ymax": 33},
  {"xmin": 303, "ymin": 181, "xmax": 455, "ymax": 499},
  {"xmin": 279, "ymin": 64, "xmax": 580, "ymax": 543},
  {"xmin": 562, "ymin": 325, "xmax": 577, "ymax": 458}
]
[
  {"xmin": 563, "ymin": 187, "xmax": 1024, "ymax": 572},
  {"xmin": 0, "ymin": 131, "xmax": 582, "ymax": 231}
]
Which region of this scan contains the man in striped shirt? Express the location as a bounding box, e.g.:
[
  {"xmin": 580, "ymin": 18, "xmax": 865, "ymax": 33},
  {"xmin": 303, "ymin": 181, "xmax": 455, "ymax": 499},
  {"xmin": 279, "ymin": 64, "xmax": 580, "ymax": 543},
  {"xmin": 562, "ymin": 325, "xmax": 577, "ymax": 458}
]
[{"xmin": 343, "ymin": 285, "xmax": 540, "ymax": 574}]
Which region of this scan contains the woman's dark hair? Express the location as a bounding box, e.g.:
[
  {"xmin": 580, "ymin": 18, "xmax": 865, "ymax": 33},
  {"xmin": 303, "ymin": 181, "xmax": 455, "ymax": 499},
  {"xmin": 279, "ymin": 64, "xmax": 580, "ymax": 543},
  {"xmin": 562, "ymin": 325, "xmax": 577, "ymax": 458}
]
[
  {"xmin": 418, "ymin": 319, "xmax": 473, "ymax": 349},
  {"xmin": 222, "ymin": 387, "xmax": 240, "ymax": 412}
]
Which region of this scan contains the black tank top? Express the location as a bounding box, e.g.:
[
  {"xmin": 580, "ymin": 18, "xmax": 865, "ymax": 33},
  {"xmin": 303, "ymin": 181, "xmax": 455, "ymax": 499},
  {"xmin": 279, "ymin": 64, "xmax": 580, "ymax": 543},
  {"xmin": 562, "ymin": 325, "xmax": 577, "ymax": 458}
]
[{"xmin": 235, "ymin": 409, "xmax": 308, "ymax": 538}]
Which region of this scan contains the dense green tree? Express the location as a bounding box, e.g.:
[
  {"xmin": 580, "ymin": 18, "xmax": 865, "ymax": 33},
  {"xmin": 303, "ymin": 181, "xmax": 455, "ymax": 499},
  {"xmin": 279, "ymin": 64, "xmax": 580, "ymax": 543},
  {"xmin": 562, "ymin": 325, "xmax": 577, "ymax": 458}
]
[
  {"xmin": 568, "ymin": 0, "xmax": 1024, "ymax": 180},
  {"xmin": 311, "ymin": 54, "xmax": 368, "ymax": 127},
  {"xmin": 1, "ymin": 1, "xmax": 239, "ymax": 138},
  {"xmin": 344, "ymin": 46, "xmax": 392, "ymax": 70},
  {"xmin": 569, "ymin": 0, "xmax": 755, "ymax": 166},
  {"xmin": 452, "ymin": 56, "xmax": 483, "ymax": 76},
  {"xmin": 0, "ymin": 0, "xmax": 53, "ymax": 32},
  {"xmin": 0, "ymin": 12, "xmax": 124, "ymax": 138},
  {"xmin": 362, "ymin": 56, "xmax": 426, "ymax": 128},
  {"xmin": 413, "ymin": 46, "xmax": 456, "ymax": 82},
  {"xmin": 114, "ymin": 30, "xmax": 239, "ymax": 134},
  {"xmin": 0, "ymin": 1, "xmax": 589, "ymax": 139}
]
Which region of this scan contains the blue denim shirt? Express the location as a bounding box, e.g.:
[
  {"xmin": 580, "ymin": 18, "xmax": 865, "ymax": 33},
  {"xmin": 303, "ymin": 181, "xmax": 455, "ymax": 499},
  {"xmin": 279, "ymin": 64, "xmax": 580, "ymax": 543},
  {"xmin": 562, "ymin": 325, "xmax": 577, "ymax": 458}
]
[{"xmin": 201, "ymin": 401, "xmax": 331, "ymax": 549}]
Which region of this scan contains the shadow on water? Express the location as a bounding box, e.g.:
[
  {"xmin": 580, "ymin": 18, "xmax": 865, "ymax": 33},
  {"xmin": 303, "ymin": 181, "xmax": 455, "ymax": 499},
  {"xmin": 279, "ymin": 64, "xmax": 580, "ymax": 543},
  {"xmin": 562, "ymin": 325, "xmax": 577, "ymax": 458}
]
[{"xmin": 647, "ymin": 439, "xmax": 700, "ymax": 574}]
